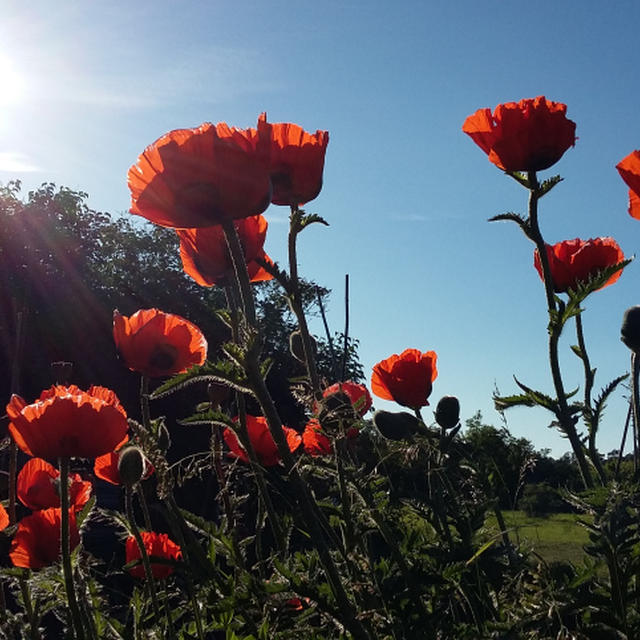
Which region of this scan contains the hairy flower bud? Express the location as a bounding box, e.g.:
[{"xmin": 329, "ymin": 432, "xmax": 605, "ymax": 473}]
[
  {"xmin": 117, "ymin": 446, "xmax": 145, "ymax": 487},
  {"xmin": 622, "ymin": 306, "xmax": 640, "ymax": 353},
  {"xmin": 373, "ymin": 410, "xmax": 419, "ymax": 441},
  {"xmin": 434, "ymin": 396, "xmax": 460, "ymax": 430},
  {"xmin": 289, "ymin": 331, "xmax": 316, "ymax": 364}
]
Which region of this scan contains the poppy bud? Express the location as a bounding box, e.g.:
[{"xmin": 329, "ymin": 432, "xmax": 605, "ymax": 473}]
[
  {"xmin": 289, "ymin": 331, "xmax": 316, "ymax": 364},
  {"xmin": 621, "ymin": 306, "xmax": 640, "ymax": 353},
  {"xmin": 373, "ymin": 410, "xmax": 419, "ymax": 441},
  {"xmin": 434, "ymin": 396, "xmax": 460, "ymax": 430},
  {"xmin": 117, "ymin": 446, "xmax": 145, "ymax": 487},
  {"xmin": 50, "ymin": 361, "xmax": 73, "ymax": 385},
  {"xmin": 157, "ymin": 423, "xmax": 171, "ymax": 453}
]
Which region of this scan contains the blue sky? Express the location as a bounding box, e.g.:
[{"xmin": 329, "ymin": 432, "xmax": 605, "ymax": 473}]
[{"xmin": 2, "ymin": 0, "xmax": 640, "ymax": 456}]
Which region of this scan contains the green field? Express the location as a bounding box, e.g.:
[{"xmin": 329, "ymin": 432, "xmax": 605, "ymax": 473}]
[{"xmin": 485, "ymin": 510, "xmax": 592, "ymax": 566}]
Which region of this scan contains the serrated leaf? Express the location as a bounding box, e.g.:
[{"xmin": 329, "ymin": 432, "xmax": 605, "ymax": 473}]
[
  {"xmin": 590, "ymin": 373, "xmax": 629, "ymax": 434},
  {"xmin": 571, "ymin": 344, "xmax": 584, "ymax": 359},
  {"xmin": 150, "ymin": 360, "xmax": 251, "ymax": 400},
  {"xmin": 493, "ymin": 393, "xmax": 536, "ymax": 411},
  {"xmin": 298, "ymin": 213, "xmax": 329, "ymax": 230},
  {"xmin": 488, "ymin": 211, "xmax": 527, "ymax": 227},
  {"xmin": 506, "ymin": 171, "xmax": 530, "ymax": 188},
  {"xmin": 77, "ymin": 495, "xmax": 96, "ymax": 529},
  {"xmin": 538, "ymin": 175, "xmax": 563, "ymax": 197},
  {"xmin": 566, "ymin": 258, "xmax": 634, "ymax": 305},
  {"xmin": 178, "ymin": 409, "xmax": 234, "ymax": 428}
]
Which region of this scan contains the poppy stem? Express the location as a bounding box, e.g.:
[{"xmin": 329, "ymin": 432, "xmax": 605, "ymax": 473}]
[
  {"xmin": 288, "ymin": 205, "xmax": 321, "ymax": 395},
  {"xmin": 58, "ymin": 457, "xmax": 85, "ymax": 640},
  {"xmin": 631, "ymin": 353, "xmax": 640, "ymax": 480},
  {"xmin": 124, "ymin": 487, "xmax": 165, "ymax": 632},
  {"xmin": 222, "ymin": 211, "xmax": 369, "ymax": 639},
  {"xmin": 525, "ymin": 172, "xmax": 594, "ymax": 489},
  {"xmin": 575, "ymin": 313, "xmax": 606, "ymax": 484},
  {"xmin": 18, "ymin": 571, "xmax": 40, "ymax": 640}
]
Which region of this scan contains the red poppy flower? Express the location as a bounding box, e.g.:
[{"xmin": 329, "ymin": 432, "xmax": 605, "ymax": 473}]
[
  {"xmin": 462, "ymin": 96, "xmax": 576, "ymax": 172},
  {"xmin": 17, "ymin": 458, "xmax": 91, "ymax": 512},
  {"xmin": 616, "ymin": 150, "xmax": 640, "ymax": 219},
  {"xmin": 302, "ymin": 419, "xmax": 332, "ymax": 457},
  {"xmin": 0, "ymin": 504, "xmax": 8, "ymax": 530},
  {"xmin": 10, "ymin": 508, "xmax": 80, "ymax": 569},
  {"xmin": 94, "ymin": 444, "xmax": 153, "ymax": 486},
  {"xmin": 371, "ymin": 349, "xmax": 438, "ymax": 409},
  {"xmin": 7, "ymin": 385, "xmax": 129, "ymax": 459},
  {"xmin": 533, "ymin": 237, "xmax": 625, "ymax": 293},
  {"xmin": 257, "ymin": 113, "xmax": 329, "ymax": 206},
  {"xmin": 322, "ymin": 382, "xmax": 372, "ymax": 418},
  {"xmin": 113, "ymin": 308, "xmax": 208, "ymax": 378},
  {"xmin": 223, "ymin": 415, "xmax": 302, "ymax": 466},
  {"xmin": 128, "ymin": 122, "xmax": 271, "ymax": 228},
  {"xmin": 176, "ymin": 214, "xmax": 274, "ymax": 287},
  {"xmin": 125, "ymin": 531, "xmax": 182, "ymax": 579}
]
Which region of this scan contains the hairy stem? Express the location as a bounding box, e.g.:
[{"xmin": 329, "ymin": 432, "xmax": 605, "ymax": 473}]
[
  {"xmin": 59, "ymin": 458, "xmax": 85, "ymax": 640},
  {"xmin": 526, "ymin": 171, "xmax": 593, "ymax": 489}
]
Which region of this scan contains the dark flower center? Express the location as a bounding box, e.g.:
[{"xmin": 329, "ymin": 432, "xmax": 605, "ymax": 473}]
[{"xmin": 148, "ymin": 344, "xmax": 179, "ymax": 371}]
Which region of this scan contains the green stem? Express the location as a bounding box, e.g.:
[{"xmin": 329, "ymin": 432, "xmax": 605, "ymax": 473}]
[
  {"xmin": 125, "ymin": 487, "xmax": 165, "ymax": 632},
  {"xmin": 19, "ymin": 572, "xmax": 40, "ymax": 640},
  {"xmin": 632, "ymin": 353, "xmax": 640, "ymax": 479},
  {"xmin": 526, "ymin": 172, "xmax": 593, "ymax": 489},
  {"xmin": 161, "ymin": 495, "xmax": 205, "ymax": 640},
  {"xmin": 222, "ymin": 218, "xmax": 370, "ymax": 640},
  {"xmin": 288, "ymin": 205, "xmax": 322, "ymax": 395},
  {"xmin": 59, "ymin": 458, "xmax": 85, "ymax": 640},
  {"xmin": 136, "ymin": 484, "xmax": 153, "ymax": 531},
  {"xmin": 140, "ymin": 376, "xmax": 151, "ymax": 430},
  {"xmin": 575, "ymin": 314, "xmax": 606, "ymax": 484}
]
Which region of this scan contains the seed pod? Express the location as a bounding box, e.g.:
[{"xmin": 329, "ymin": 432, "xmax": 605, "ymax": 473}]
[
  {"xmin": 117, "ymin": 446, "xmax": 145, "ymax": 487},
  {"xmin": 434, "ymin": 396, "xmax": 460, "ymax": 430},
  {"xmin": 621, "ymin": 306, "xmax": 640, "ymax": 353},
  {"xmin": 373, "ymin": 410, "xmax": 419, "ymax": 441}
]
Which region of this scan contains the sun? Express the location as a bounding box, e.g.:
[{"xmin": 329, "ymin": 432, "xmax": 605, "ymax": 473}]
[{"xmin": 0, "ymin": 54, "xmax": 25, "ymax": 108}]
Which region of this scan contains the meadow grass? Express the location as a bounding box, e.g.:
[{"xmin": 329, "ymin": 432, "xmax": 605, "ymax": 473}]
[{"xmin": 485, "ymin": 510, "xmax": 592, "ymax": 566}]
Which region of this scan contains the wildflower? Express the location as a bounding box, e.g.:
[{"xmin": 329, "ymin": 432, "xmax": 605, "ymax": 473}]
[
  {"xmin": 17, "ymin": 458, "xmax": 91, "ymax": 511},
  {"xmin": 113, "ymin": 308, "xmax": 207, "ymax": 378},
  {"xmin": 616, "ymin": 150, "xmax": 640, "ymax": 219},
  {"xmin": 10, "ymin": 508, "xmax": 80, "ymax": 569},
  {"xmin": 7, "ymin": 386, "xmax": 128, "ymax": 459},
  {"xmin": 322, "ymin": 381, "xmax": 372, "ymax": 417},
  {"xmin": 302, "ymin": 419, "xmax": 332, "ymax": 456},
  {"xmin": 125, "ymin": 531, "xmax": 182, "ymax": 579},
  {"xmin": 533, "ymin": 237, "xmax": 625, "ymax": 293},
  {"xmin": 463, "ymin": 96, "xmax": 576, "ymax": 172},
  {"xmin": 177, "ymin": 214, "xmax": 273, "ymax": 286},
  {"xmin": 94, "ymin": 442, "xmax": 153, "ymax": 486},
  {"xmin": 371, "ymin": 349, "xmax": 438, "ymax": 409},
  {"xmin": 223, "ymin": 415, "xmax": 301, "ymax": 466},
  {"xmin": 128, "ymin": 122, "xmax": 271, "ymax": 228},
  {"xmin": 257, "ymin": 113, "xmax": 329, "ymax": 206}
]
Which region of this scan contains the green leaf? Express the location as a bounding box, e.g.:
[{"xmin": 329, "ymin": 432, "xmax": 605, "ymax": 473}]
[
  {"xmin": 149, "ymin": 360, "xmax": 251, "ymax": 400},
  {"xmin": 76, "ymin": 495, "xmax": 96, "ymax": 529},
  {"xmin": 178, "ymin": 409, "xmax": 235, "ymax": 428},
  {"xmin": 538, "ymin": 175, "xmax": 563, "ymax": 197},
  {"xmin": 506, "ymin": 171, "xmax": 530, "ymax": 188},
  {"xmin": 589, "ymin": 373, "xmax": 629, "ymax": 434},
  {"xmin": 488, "ymin": 211, "xmax": 527, "ymax": 226},
  {"xmin": 566, "ymin": 257, "xmax": 634, "ymax": 306}
]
